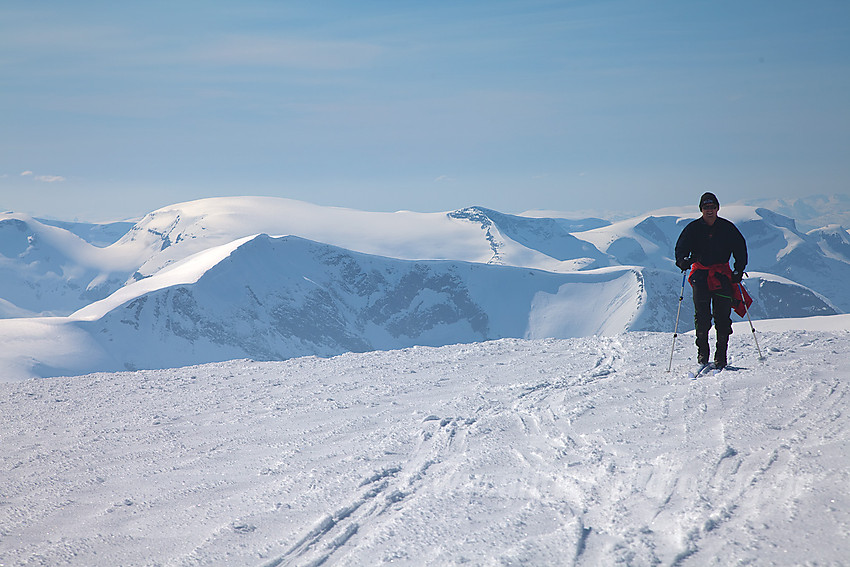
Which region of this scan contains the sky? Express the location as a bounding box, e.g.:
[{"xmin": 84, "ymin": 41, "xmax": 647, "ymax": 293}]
[{"xmin": 1, "ymin": 0, "xmax": 849, "ymax": 221}]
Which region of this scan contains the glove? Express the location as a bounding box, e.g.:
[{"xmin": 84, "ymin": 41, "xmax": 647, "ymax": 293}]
[
  {"xmin": 731, "ymin": 270, "xmax": 743, "ymax": 283},
  {"xmin": 676, "ymin": 257, "xmax": 693, "ymax": 272}
]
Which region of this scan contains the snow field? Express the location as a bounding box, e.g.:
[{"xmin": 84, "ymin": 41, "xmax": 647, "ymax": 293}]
[{"xmin": 1, "ymin": 329, "xmax": 849, "ymax": 565}]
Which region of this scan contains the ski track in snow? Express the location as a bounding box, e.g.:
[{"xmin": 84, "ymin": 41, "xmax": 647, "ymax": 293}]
[{"xmin": 1, "ymin": 331, "xmax": 849, "ymax": 566}]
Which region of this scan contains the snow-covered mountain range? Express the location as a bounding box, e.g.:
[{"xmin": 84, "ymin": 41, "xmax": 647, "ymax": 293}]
[{"xmin": 1, "ymin": 195, "xmax": 848, "ymax": 380}]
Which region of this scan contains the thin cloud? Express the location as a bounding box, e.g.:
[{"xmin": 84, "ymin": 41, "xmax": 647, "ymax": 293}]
[
  {"xmin": 20, "ymin": 171, "xmax": 66, "ymax": 182},
  {"xmin": 34, "ymin": 175, "xmax": 66, "ymax": 183}
]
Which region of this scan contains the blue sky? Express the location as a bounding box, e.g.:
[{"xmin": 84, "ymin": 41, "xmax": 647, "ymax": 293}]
[{"xmin": 2, "ymin": 0, "xmax": 849, "ymax": 221}]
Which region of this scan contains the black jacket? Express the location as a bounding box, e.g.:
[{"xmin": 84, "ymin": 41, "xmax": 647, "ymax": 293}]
[{"xmin": 675, "ymin": 217, "xmax": 747, "ymax": 273}]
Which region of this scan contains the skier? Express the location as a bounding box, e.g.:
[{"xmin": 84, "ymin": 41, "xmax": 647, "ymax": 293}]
[{"xmin": 674, "ymin": 192, "xmax": 748, "ymax": 369}]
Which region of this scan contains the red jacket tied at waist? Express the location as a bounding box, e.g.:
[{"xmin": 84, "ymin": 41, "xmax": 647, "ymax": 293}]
[{"xmin": 689, "ymin": 261, "xmax": 753, "ymax": 317}]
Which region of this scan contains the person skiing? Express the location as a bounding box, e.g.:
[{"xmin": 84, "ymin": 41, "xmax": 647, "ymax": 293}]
[{"xmin": 674, "ymin": 192, "xmax": 748, "ymax": 369}]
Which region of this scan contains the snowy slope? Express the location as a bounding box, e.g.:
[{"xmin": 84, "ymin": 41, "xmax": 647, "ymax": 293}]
[
  {"xmin": 0, "ymin": 198, "xmax": 611, "ymax": 318},
  {"xmin": 0, "ymin": 231, "xmax": 838, "ymax": 381},
  {"xmin": 119, "ymin": 197, "xmax": 607, "ymax": 278},
  {"xmin": 35, "ymin": 217, "xmax": 136, "ymax": 247},
  {"xmin": 572, "ymin": 205, "xmax": 794, "ymax": 270},
  {"xmin": 447, "ymin": 207, "xmax": 610, "ymax": 270},
  {"xmin": 0, "ymin": 213, "xmax": 141, "ymax": 317},
  {"xmin": 743, "ymin": 193, "xmax": 850, "ymax": 231},
  {"xmin": 1, "ymin": 326, "xmax": 848, "ymax": 565},
  {"xmin": 0, "ymin": 234, "xmax": 648, "ymax": 380},
  {"xmin": 809, "ymin": 224, "xmax": 850, "ymax": 264},
  {"xmin": 1, "ymin": 230, "xmax": 835, "ymax": 381},
  {"xmin": 570, "ymin": 209, "xmax": 686, "ymax": 269}
]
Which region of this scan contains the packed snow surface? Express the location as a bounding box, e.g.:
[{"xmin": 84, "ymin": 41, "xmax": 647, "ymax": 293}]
[{"xmin": 2, "ymin": 321, "xmax": 849, "ymax": 566}]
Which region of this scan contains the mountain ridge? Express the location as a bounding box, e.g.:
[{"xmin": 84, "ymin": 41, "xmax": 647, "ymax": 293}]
[{"xmin": 1, "ymin": 195, "xmax": 848, "ymax": 380}]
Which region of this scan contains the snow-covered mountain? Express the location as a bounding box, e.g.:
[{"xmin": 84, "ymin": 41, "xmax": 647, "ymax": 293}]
[
  {"xmin": 575, "ymin": 205, "xmax": 850, "ymax": 312},
  {"xmin": 117, "ymin": 197, "xmax": 612, "ymax": 279},
  {"xmin": 35, "ymin": 217, "xmax": 137, "ymax": 247},
  {"xmin": 2, "ymin": 234, "xmax": 660, "ymax": 379},
  {"xmin": 0, "ymin": 198, "xmax": 611, "ymax": 318},
  {"xmin": 743, "ymin": 193, "xmax": 850, "ymax": 231},
  {"xmin": 0, "ymin": 213, "xmax": 139, "ymax": 317},
  {"xmin": 1, "ymin": 196, "xmax": 848, "ymax": 380},
  {"xmin": 808, "ymin": 223, "xmax": 850, "ymax": 264}
]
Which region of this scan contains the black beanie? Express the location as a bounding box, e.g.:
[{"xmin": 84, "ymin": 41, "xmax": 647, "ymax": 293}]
[{"xmin": 699, "ymin": 192, "xmax": 719, "ymax": 209}]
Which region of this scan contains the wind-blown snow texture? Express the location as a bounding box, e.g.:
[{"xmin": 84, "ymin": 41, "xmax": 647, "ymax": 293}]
[
  {"xmin": 1, "ymin": 196, "xmax": 848, "ymax": 380},
  {"xmin": 2, "ymin": 325, "xmax": 849, "ymax": 565}
]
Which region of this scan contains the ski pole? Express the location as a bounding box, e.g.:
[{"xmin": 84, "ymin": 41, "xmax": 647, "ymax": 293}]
[
  {"xmin": 738, "ymin": 280, "xmax": 764, "ymax": 361},
  {"xmin": 667, "ymin": 271, "xmax": 688, "ymax": 372}
]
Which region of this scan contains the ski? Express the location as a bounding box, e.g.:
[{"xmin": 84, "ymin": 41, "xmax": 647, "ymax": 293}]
[
  {"xmin": 686, "ymin": 362, "xmax": 714, "ymax": 379},
  {"xmin": 691, "ymin": 363, "xmax": 737, "ymax": 378}
]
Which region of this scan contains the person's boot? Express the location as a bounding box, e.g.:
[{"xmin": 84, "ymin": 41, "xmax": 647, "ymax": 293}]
[
  {"xmin": 696, "ymin": 333, "xmax": 710, "ymax": 365},
  {"xmin": 714, "ymin": 334, "xmax": 729, "ymax": 369}
]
